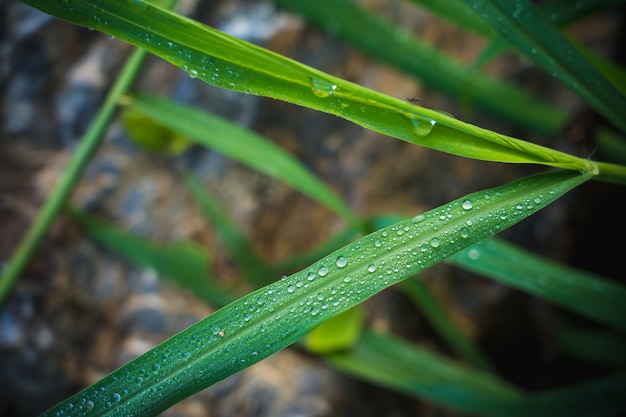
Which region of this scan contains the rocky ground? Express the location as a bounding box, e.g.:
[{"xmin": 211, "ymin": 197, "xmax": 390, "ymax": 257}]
[{"xmin": 1, "ymin": 0, "xmax": 625, "ymax": 416}]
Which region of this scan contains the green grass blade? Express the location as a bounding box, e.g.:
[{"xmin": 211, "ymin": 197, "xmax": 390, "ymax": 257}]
[
  {"xmin": 0, "ymin": 48, "xmax": 149, "ymax": 306},
  {"xmin": 329, "ymin": 331, "xmax": 626, "ymax": 417},
  {"xmin": 128, "ymin": 93, "xmax": 363, "ymax": 230},
  {"xmin": 274, "ymin": 0, "xmax": 566, "ymax": 135},
  {"xmin": 71, "ymin": 209, "xmax": 236, "ymax": 307},
  {"xmin": 183, "ymin": 173, "xmax": 272, "ymax": 287},
  {"xmin": 400, "ymin": 278, "xmax": 494, "ymax": 371},
  {"xmin": 328, "ymin": 330, "xmax": 524, "ymax": 416},
  {"xmin": 408, "ymin": 0, "xmax": 496, "ymax": 38},
  {"xmin": 41, "ymin": 169, "xmax": 590, "ymax": 416},
  {"xmin": 557, "ymin": 323, "xmax": 626, "ymax": 365},
  {"xmin": 523, "ymin": 374, "xmax": 626, "ymax": 417},
  {"xmin": 465, "ymin": 0, "xmax": 626, "ymax": 135},
  {"xmin": 21, "ymin": 0, "xmax": 602, "ymax": 176},
  {"xmin": 448, "ymin": 238, "xmax": 626, "ymax": 332},
  {"xmin": 539, "ymin": 0, "xmax": 626, "ymax": 27}
]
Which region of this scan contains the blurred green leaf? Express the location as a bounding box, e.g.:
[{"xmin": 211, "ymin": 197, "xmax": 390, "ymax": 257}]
[
  {"xmin": 328, "ymin": 330, "xmax": 524, "ymax": 416},
  {"xmin": 448, "ymin": 238, "xmax": 626, "ymax": 332},
  {"xmin": 304, "ymin": 305, "xmax": 366, "ymax": 354},
  {"xmin": 557, "ymin": 322, "xmax": 626, "ymax": 365},
  {"xmin": 465, "ymin": 0, "xmax": 626, "ymax": 135},
  {"xmin": 330, "ymin": 330, "xmax": 626, "ymax": 417},
  {"xmin": 72, "ymin": 209, "xmax": 235, "ymax": 307},
  {"xmin": 122, "ymin": 108, "xmax": 192, "ymax": 155},
  {"xmin": 128, "ymin": 94, "xmax": 363, "ymax": 230},
  {"xmin": 400, "ymin": 278, "xmax": 494, "ymax": 371},
  {"xmin": 183, "ymin": 173, "xmax": 271, "ymax": 287}
]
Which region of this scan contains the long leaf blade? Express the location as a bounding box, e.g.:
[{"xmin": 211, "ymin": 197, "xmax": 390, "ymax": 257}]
[
  {"xmin": 448, "ymin": 238, "xmax": 626, "ymax": 331},
  {"xmin": 274, "ymin": 0, "xmax": 565, "ymax": 135},
  {"xmin": 330, "ymin": 331, "xmax": 626, "ymax": 417},
  {"xmin": 464, "ymin": 0, "xmax": 626, "ymax": 135},
  {"xmin": 41, "ymin": 169, "xmax": 590, "ymax": 416},
  {"xmin": 129, "ymin": 94, "xmax": 363, "ymax": 230},
  {"xmin": 22, "ymin": 0, "xmax": 597, "ymax": 174}
]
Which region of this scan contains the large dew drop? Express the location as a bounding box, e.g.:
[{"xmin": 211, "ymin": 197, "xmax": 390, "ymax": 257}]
[
  {"xmin": 336, "ymin": 256, "xmax": 347, "ymax": 268},
  {"xmin": 409, "ymin": 115, "xmax": 436, "ymax": 140},
  {"xmin": 310, "ymin": 77, "xmax": 337, "ymax": 98}
]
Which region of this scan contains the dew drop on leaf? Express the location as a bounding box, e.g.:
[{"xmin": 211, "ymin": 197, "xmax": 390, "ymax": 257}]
[
  {"xmin": 336, "ymin": 256, "xmax": 347, "ymax": 268},
  {"xmin": 318, "ymin": 266, "xmax": 329, "ymax": 277},
  {"xmin": 409, "ymin": 115, "xmax": 436, "ymax": 140},
  {"xmin": 430, "ymin": 238, "xmax": 441, "ymax": 248},
  {"xmin": 411, "ymin": 214, "xmax": 425, "ymax": 223},
  {"xmin": 461, "ymin": 199, "xmax": 473, "ymax": 210},
  {"xmin": 310, "ymin": 77, "xmax": 337, "ymax": 98}
]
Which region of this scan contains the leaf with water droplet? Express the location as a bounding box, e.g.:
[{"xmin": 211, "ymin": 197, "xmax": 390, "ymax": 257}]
[{"xmin": 40, "ymin": 170, "xmax": 591, "ymax": 417}]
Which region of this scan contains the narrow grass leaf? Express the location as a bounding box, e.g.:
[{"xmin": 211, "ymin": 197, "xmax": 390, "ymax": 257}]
[
  {"xmin": 556, "ymin": 323, "xmax": 626, "ymax": 365},
  {"xmin": 183, "ymin": 173, "xmax": 271, "ymax": 287},
  {"xmin": 72, "ymin": 209, "xmax": 235, "ymax": 307},
  {"xmin": 448, "ymin": 238, "xmax": 626, "ymax": 332},
  {"xmin": 522, "ymin": 374, "xmax": 626, "ymax": 417},
  {"xmin": 330, "ymin": 331, "xmax": 626, "ymax": 417},
  {"xmin": 408, "ymin": 0, "xmax": 496, "ymax": 38},
  {"xmin": 22, "ymin": 0, "xmax": 597, "ymax": 175},
  {"xmin": 304, "ymin": 305, "xmax": 366, "ymax": 354},
  {"xmin": 464, "ymin": 0, "xmax": 626, "ymax": 135},
  {"xmin": 328, "ymin": 330, "xmax": 524, "ymax": 416},
  {"xmin": 400, "ymin": 278, "xmax": 494, "ymax": 371},
  {"xmin": 274, "ymin": 0, "xmax": 566, "ymax": 135},
  {"xmin": 128, "ymin": 93, "xmax": 363, "ymax": 230},
  {"xmin": 539, "ymin": 0, "xmax": 626, "ymax": 27},
  {"xmin": 42, "ymin": 169, "xmax": 590, "ymax": 417}
]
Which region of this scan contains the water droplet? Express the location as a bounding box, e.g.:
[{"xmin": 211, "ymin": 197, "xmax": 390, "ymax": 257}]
[
  {"xmin": 317, "ymin": 293, "xmax": 325, "ymax": 300},
  {"xmin": 318, "ymin": 266, "xmax": 329, "ymax": 276},
  {"xmin": 152, "ymin": 363, "xmax": 160, "ymax": 372},
  {"xmin": 336, "ymin": 256, "xmax": 347, "ymax": 268},
  {"xmin": 412, "ymin": 214, "xmax": 425, "ymax": 223},
  {"xmin": 86, "ymin": 401, "xmax": 94, "ymax": 409},
  {"xmin": 461, "ymin": 199, "xmax": 473, "ymax": 210},
  {"xmin": 311, "ymin": 307, "xmax": 320, "ymax": 316},
  {"xmin": 287, "ymin": 285, "xmax": 295, "ymax": 293},
  {"xmin": 460, "ymin": 228, "xmax": 470, "ymax": 238},
  {"xmin": 343, "ymin": 276, "xmax": 352, "ymax": 283},
  {"xmin": 468, "ymin": 248, "xmax": 481, "ymax": 260},
  {"xmin": 244, "ymin": 313, "xmax": 251, "ymax": 321},
  {"xmin": 375, "ymin": 240, "xmax": 382, "ymax": 247},
  {"xmin": 188, "ymin": 69, "xmax": 198, "ymax": 78},
  {"xmin": 307, "ymin": 272, "xmax": 316, "ymax": 281},
  {"xmin": 183, "ymin": 352, "xmax": 190, "ymax": 360},
  {"xmin": 367, "ymin": 264, "xmax": 377, "ymax": 273},
  {"xmin": 111, "ymin": 393, "xmax": 121, "ymax": 403},
  {"xmin": 534, "ymin": 197, "xmax": 542, "ymax": 204},
  {"xmin": 310, "ymin": 77, "xmax": 337, "ymax": 98},
  {"xmin": 409, "ymin": 116, "xmax": 436, "ymax": 140},
  {"xmin": 430, "ymin": 238, "xmax": 441, "ymax": 248}
]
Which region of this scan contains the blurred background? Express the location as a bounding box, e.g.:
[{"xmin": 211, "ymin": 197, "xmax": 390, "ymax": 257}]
[{"xmin": 1, "ymin": 0, "xmax": 625, "ymax": 415}]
